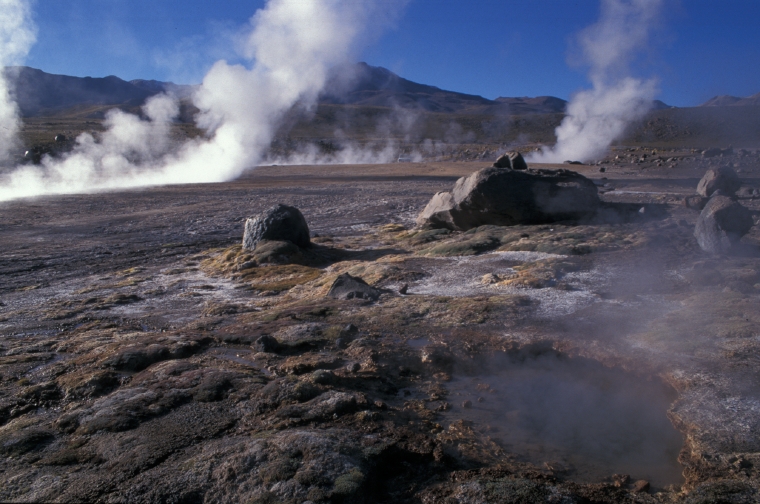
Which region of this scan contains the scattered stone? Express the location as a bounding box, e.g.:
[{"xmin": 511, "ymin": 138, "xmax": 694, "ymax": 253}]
[
  {"xmin": 416, "ymin": 166, "xmax": 599, "ymax": 231},
  {"xmin": 736, "ymin": 186, "xmax": 759, "ymax": 199},
  {"xmin": 346, "ymin": 362, "xmax": 361, "ymax": 373},
  {"xmin": 242, "ymin": 204, "xmax": 310, "ymax": 251},
  {"xmin": 697, "ymin": 167, "xmax": 741, "ymax": 197},
  {"xmin": 340, "ymin": 324, "xmax": 359, "ymax": 337},
  {"xmin": 398, "ymin": 283, "xmax": 409, "ymax": 295},
  {"xmin": 253, "ymin": 335, "xmax": 281, "ymax": 354},
  {"xmin": 327, "ymin": 273, "xmax": 381, "ymax": 301},
  {"xmin": 684, "ymin": 195, "xmax": 709, "ymax": 211},
  {"xmin": 493, "ymin": 151, "xmax": 528, "ymax": 170},
  {"xmin": 564, "ymin": 160, "xmax": 584, "ymax": 165},
  {"xmin": 420, "ymin": 345, "xmax": 454, "ymax": 370},
  {"xmin": 462, "ymin": 400, "xmax": 472, "ymax": 409},
  {"xmin": 694, "ymin": 195, "xmax": 754, "ymax": 254},
  {"xmin": 54, "ymin": 134, "xmax": 67, "ymax": 142},
  {"xmin": 612, "ymin": 474, "xmax": 631, "ymax": 488},
  {"xmin": 632, "ymin": 480, "xmax": 650, "ymax": 493}
]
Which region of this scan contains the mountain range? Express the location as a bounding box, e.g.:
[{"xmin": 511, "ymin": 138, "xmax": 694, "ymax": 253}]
[
  {"xmin": 701, "ymin": 93, "xmax": 760, "ymax": 107},
  {"xmin": 4, "ymin": 63, "xmax": 569, "ymax": 118},
  {"xmin": 4, "ymin": 63, "xmax": 754, "ymax": 120}
]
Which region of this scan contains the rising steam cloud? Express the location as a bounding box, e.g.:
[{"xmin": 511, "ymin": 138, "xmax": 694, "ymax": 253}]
[
  {"xmin": 528, "ymin": 0, "xmax": 662, "ymax": 164},
  {"xmin": 0, "ymin": 0, "xmax": 405, "ymax": 201},
  {"xmin": 0, "ymin": 0, "xmax": 35, "ymax": 164}
]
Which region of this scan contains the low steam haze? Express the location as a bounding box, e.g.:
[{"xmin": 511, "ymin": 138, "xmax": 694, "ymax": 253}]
[
  {"xmin": 528, "ymin": 0, "xmax": 662, "ymax": 163},
  {"xmin": 0, "ymin": 0, "xmax": 757, "ymax": 200},
  {"xmin": 0, "ymin": 0, "xmax": 407, "ymax": 201}
]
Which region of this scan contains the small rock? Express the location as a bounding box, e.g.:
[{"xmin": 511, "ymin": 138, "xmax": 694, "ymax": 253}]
[
  {"xmin": 493, "ymin": 151, "xmax": 528, "ymax": 170},
  {"xmin": 697, "ymin": 166, "xmax": 741, "ymax": 197},
  {"xmin": 346, "ymin": 362, "xmax": 361, "ymax": 373},
  {"xmin": 398, "ymin": 283, "xmax": 409, "ymax": 295},
  {"xmin": 253, "ymin": 335, "xmax": 281, "ymax": 353},
  {"xmin": 612, "ymin": 474, "xmax": 630, "ymax": 488},
  {"xmin": 340, "ymin": 324, "xmax": 359, "ymax": 337},
  {"xmin": 632, "ymin": 480, "xmax": 650, "ymax": 493},
  {"xmin": 327, "ymin": 273, "xmax": 381, "ymax": 301},
  {"xmin": 462, "ymin": 400, "xmax": 472, "ymax": 409},
  {"xmin": 684, "ymin": 194, "xmax": 709, "ymax": 210}
]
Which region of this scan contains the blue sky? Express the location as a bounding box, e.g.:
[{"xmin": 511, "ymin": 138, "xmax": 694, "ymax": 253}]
[{"xmin": 23, "ymin": 0, "xmax": 760, "ymax": 107}]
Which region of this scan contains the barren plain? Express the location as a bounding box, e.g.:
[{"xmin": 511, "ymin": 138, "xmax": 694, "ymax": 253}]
[{"xmin": 3, "ymin": 135, "xmax": 760, "ymax": 503}]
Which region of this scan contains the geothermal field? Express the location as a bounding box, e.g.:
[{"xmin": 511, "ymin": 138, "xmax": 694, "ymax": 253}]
[
  {"xmin": 3, "ymin": 136, "xmax": 760, "ymax": 503},
  {"xmin": 2, "ymin": 0, "xmax": 760, "ymax": 503}
]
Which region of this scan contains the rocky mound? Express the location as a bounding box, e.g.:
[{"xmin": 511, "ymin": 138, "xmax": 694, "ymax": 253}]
[
  {"xmin": 243, "ymin": 204, "xmax": 310, "ymax": 251},
  {"xmin": 416, "ymin": 163, "xmax": 599, "ymax": 231}
]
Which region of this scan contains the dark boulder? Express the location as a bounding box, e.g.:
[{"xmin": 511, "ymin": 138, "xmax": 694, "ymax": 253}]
[
  {"xmin": 242, "ymin": 204, "xmax": 310, "ymax": 251},
  {"xmin": 694, "ymin": 195, "xmax": 754, "ymax": 254},
  {"xmin": 327, "ymin": 273, "xmax": 381, "ymax": 301},
  {"xmin": 696, "ymin": 167, "xmax": 741, "ymax": 198},
  {"xmin": 416, "ymin": 166, "xmax": 599, "ymax": 231},
  {"xmin": 493, "ymin": 151, "xmax": 527, "ymax": 170}
]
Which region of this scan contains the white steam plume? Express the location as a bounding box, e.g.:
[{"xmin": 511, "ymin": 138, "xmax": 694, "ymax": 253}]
[
  {"xmin": 0, "ymin": 0, "xmax": 35, "ymax": 163},
  {"xmin": 0, "ymin": 0, "xmax": 405, "ymax": 201},
  {"xmin": 528, "ymin": 0, "xmax": 662, "ymax": 164}
]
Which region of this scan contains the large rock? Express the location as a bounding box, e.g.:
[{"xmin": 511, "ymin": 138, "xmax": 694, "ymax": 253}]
[
  {"xmin": 327, "ymin": 273, "xmax": 381, "ymax": 301},
  {"xmin": 416, "ymin": 166, "xmax": 600, "ymax": 230},
  {"xmin": 493, "ymin": 151, "xmax": 528, "ymax": 170},
  {"xmin": 696, "ymin": 167, "xmax": 741, "ymax": 197},
  {"xmin": 694, "ymin": 195, "xmax": 754, "ymax": 254},
  {"xmin": 242, "ymin": 204, "xmax": 310, "ymax": 251}
]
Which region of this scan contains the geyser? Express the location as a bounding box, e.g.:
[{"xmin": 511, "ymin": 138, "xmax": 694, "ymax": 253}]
[
  {"xmin": 0, "ymin": 0, "xmax": 406, "ymax": 201},
  {"xmin": 528, "ymin": 0, "xmax": 662, "ymax": 164},
  {"xmin": 0, "ymin": 0, "xmax": 36, "ymax": 164}
]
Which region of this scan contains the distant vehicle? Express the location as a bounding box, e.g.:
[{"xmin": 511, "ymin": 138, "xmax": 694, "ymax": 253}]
[{"xmin": 397, "ymin": 156, "xmax": 413, "ymax": 163}]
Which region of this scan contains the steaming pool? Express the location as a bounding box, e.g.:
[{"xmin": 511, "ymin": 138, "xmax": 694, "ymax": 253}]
[{"xmin": 409, "ymin": 346, "xmax": 684, "ymax": 489}]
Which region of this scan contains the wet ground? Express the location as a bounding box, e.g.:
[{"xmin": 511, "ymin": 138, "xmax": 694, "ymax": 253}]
[{"xmin": 2, "ymin": 150, "xmax": 760, "ymax": 503}]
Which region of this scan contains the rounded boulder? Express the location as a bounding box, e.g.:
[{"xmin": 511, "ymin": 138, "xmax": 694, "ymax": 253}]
[{"xmin": 243, "ymin": 204, "xmax": 310, "ymax": 251}]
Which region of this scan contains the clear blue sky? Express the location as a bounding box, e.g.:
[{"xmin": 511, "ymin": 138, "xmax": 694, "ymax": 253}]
[{"xmin": 23, "ymin": 0, "xmax": 760, "ymax": 107}]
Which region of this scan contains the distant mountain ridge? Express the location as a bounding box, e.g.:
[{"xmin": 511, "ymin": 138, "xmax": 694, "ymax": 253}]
[
  {"xmin": 701, "ymin": 93, "xmax": 760, "ymax": 107},
  {"xmin": 4, "ymin": 64, "xmax": 572, "ymax": 118},
  {"xmin": 3, "ymin": 63, "xmax": 683, "ymax": 118}
]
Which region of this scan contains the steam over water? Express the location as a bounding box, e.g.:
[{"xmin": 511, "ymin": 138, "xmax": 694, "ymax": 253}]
[
  {"xmin": 443, "ymin": 351, "xmax": 684, "ymax": 488},
  {"xmin": 528, "ymin": 0, "xmax": 662, "ymax": 164},
  {"xmin": 0, "ymin": 0, "xmax": 406, "ymax": 201}
]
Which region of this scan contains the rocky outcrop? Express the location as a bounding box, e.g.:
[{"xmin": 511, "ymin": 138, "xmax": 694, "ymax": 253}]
[
  {"xmin": 696, "ymin": 167, "xmax": 741, "ymax": 198},
  {"xmin": 242, "ymin": 204, "xmax": 310, "ymax": 251},
  {"xmin": 493, "ymin": 151, "xmax": 527, "ymax": 170},
  {"xmin": 694, "ymin": 195, "xmax": 754, "ymax": 254},
  {"xmin": 416, "ymin": 166, "xmax": 599, "ymax": 231}
]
